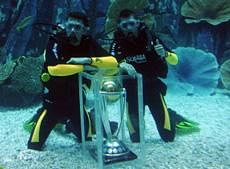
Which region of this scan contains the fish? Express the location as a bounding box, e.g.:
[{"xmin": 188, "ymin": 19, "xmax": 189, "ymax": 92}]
[{"xmin": 16, "ymin": 16, "xmax": 33, "ymax": 32}]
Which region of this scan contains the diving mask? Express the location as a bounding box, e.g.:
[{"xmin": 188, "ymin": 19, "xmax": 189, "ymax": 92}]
[
  {"xmin": 66, "ymin": 22, "xmax": 86, "ymax": 33},
  {"xmin": 118, "ymin": 19, "xmax": 140, "ymax": 32},
  {"xmin": 65, "ymin": 19, "xmax": 87, "ymax": 45},
  {"xmin": 65, "ymin": 19, "xmax": 87, "ymax": 36}
]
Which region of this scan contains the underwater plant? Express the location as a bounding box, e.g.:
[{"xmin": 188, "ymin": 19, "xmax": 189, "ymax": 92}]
[
  {"xmin": 181, "ymin": 0, "xmax": 230, "ymax": 25},
  {"xmin": 0, "ymin": 59, "xmax": 16, "ymax": 85},
  {"xmin": 0, "ymin": 7, "xmax": 6, "ymax": 23},
  {"xmin": 221, "ymin": 49, "xmax": 230, "ymax": 64},
  {"xmin": 166, "ymin": 47, "xmax": 220, "ymax": 95},
  {"xmin": 220, "ymin": 59, "xmax": 230, "ymax": 90},
  {"xmin": 16, "ymin": 16, "xmax": 33, "ymax": 32},
  {"xmin": 10, "ymin": 55, "xmax": 43, "ymax": 94}
]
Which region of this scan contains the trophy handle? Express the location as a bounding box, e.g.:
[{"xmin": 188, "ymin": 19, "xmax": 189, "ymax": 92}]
[
  {"xmin": 100, "ymin": 94, "xmax": 113, "ymax": 139},
  {"xmin": 100, "ymin": 88, "xmax": 127, "ymax": 140},
  {"xmin": 114, "ymin": 88, "xmax": 126, "ymax": 137}
]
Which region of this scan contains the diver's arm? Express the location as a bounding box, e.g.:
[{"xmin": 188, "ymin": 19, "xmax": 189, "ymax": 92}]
[
  {"xmin": 154, "ymin": 41, "xmax": 178, "ymax": 65},
  {"xmin": 157, "ymin": 39, "xmax": 178, "ymax": 65},
  {"xmin": 44, "ymin": 36, "xmax": 118, "ymax": 77},
  {"xmin": 42, "ymin": 38, "xmax": 85, "ymax": 77},
  {"xmin": 65, "ymin": 38, "xmax": 118, "ymax": 69},
  {"xmin": 118, "ymin": 62, "xmax": 137, "ymax": 78},
  {"xmin": 47, "ymin": 56, "xmax": 118, "ymax": 77},
  {"xmin": 66, "ymin": 56, "xmax": 118, "ymax": 68},
  {"xmin": 43, "ymin": 37, "xmax": 60, "ymax": 67},
  {"xmin": 109, "ymin": 40, "xmax": 124, "ymax": 63},
  {"xmin": 145, "ymin": 45, "xmax": 168, "ymax": 78},
  {"xmin": 146, "ymin": 48, "xmax": 168, "ymax": 78},
  {"xmin": 150, "ymin": 32, "xmax": 178, "ymax": 65},
  {"xmin": 155, "ymin": 57, "xmax": 168, "ymax": 78}
]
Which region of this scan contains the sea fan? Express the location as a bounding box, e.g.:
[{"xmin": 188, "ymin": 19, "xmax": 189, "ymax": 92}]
[
  {"xmin": 0, "ymin": 59, "xmax": 16, "ymax": 84},
  {"xmin": 220, "ymin": 59, "xmax": 230, "ymax": 90},
  {"xmin": 0, "ymin": 55, "xmax": 43, "ymax": 107},
  {"xmin": 10, "ymin": 55, "xmax": 43, "ymax": 94},
  {"xmin": 165, "ymin": 47, "xmax": 220, "ymax": 95},
  {"xmin": 181, "ymin": 0, "xmax": 230, "ymax": 25}
]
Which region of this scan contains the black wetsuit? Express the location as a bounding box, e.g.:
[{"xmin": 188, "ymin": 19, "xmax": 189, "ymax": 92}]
[
  {"xmin": 28, "ymin": 33, "xmax": 109, "ymax": 150},
  {"xmin": 110, "ymin": 25, "xmax": 176, "ymax": 142}
]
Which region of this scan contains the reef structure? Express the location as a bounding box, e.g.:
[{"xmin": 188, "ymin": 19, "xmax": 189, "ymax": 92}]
[{"xmin": 181, "ymin": 0, "xmax": 230, "ymax": 25}]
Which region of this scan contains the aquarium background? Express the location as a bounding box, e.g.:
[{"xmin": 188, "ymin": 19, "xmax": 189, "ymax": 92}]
[{"xmin": 0, "ymin": 0, "xmax": 229, "ymax": 169}]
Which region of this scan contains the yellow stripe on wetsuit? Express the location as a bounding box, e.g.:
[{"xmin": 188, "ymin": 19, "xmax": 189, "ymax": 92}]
[
  {"xmin": 160, "ymin": 94, "xmax": 171, "ymax": 130},
  {"xmin": 31, "ymin": 109, "xmax": 47, "ymax": 142}
]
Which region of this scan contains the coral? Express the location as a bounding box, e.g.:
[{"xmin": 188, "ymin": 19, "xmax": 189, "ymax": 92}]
[
  {"xmin": 16, "ymin": 16, "xmax": 33, "ymax": 32},
  {"xmin": 220, "ymin": 49, "xmax": 230, "ymax": 63},
  {"xmin": 220, "ymin": 59, "xmax": 230, "ymax": 90},
  {"xmin": 181, "ymin": 0, "xmax": 230, "ymax": 25},
  {"xmin": 166, "ymin": 47, "xmax": 220, "ymax": 95},
  {"xmin": 0, "ymin": 55, "xmax": 44, "ymax": 107},
  {"xmin": 156, "ymin": 32, "xmax": 177, "ymax": 49},
  {"xmin": 139, "ymin": 13, "xmax": 156, "ymax": 30},
  {"xmin": 0, "ymin": 59, "xmax": 16, "ymax": 85},
  {"xmin": 105, "ymin": 0, "xmax": 152, "ymax": 37},
  {"xmin": 10, "ymin": 55, "xmax": 43, "ymax": 94},
  {"xmin": 0, "ymin": 7, "xmax": 6, "ymax": 23}
]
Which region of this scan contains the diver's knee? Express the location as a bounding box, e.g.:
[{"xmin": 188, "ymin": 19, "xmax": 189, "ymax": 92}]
[
  {"xmin": 27, "ymin": 142, "xmax": 43, "ymax": 151},
  {"xmin": 160, "ymin": 130, "xmax": 175, "ymax": 142},
  {"xmin": 162, "ymin": 136, "xmax": 175, "ymax": 142}
]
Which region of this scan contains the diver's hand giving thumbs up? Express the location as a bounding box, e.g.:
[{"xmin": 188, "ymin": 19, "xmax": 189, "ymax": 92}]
[{"xmin": 154, "ymin": 39, "xmax": 166, "ymax": 58}]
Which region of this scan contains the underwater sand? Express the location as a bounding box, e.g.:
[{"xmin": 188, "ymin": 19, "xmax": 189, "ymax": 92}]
[{"xmin": 0, "ymin": 92, "xmax": 229, "ymax": 169}]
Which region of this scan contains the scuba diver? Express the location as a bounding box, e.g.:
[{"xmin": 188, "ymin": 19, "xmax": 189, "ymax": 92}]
[
  {"xmin": 110, "ymin": 9, "xmax": 199, "ymax": 142},
  {"xmin": 27, "ymin": 11, "xmax": 118, "ymax": 150}
]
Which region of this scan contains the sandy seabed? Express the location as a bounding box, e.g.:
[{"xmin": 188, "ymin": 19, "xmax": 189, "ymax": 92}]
[{"xmin": 0, "ymin": 92, "xmax": 229, "ymax": 169}]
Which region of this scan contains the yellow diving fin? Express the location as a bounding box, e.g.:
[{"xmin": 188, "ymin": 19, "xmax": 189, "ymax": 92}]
[
  {"xmin": 165, "ymin": 52, "xmax": 178, "ymax": 65},
  {"xmin": 47, "ymin": 64, "xmax": 84, "ymax": 76}
]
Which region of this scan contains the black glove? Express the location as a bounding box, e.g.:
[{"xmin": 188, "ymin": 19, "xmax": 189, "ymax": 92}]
[{"xmin": 154, "ymin": 39, "xmax": 166, "ymax": 58}]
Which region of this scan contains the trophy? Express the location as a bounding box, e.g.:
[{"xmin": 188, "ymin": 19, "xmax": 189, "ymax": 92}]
[{"xmin": 89, "ymin": 78, "xmax": 137, "ymax": 164}]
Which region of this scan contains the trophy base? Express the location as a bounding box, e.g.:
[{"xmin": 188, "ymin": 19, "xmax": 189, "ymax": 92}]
[{"xmin": 90, "ymin": 138, "xmax": 137, "ymax": 164}]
